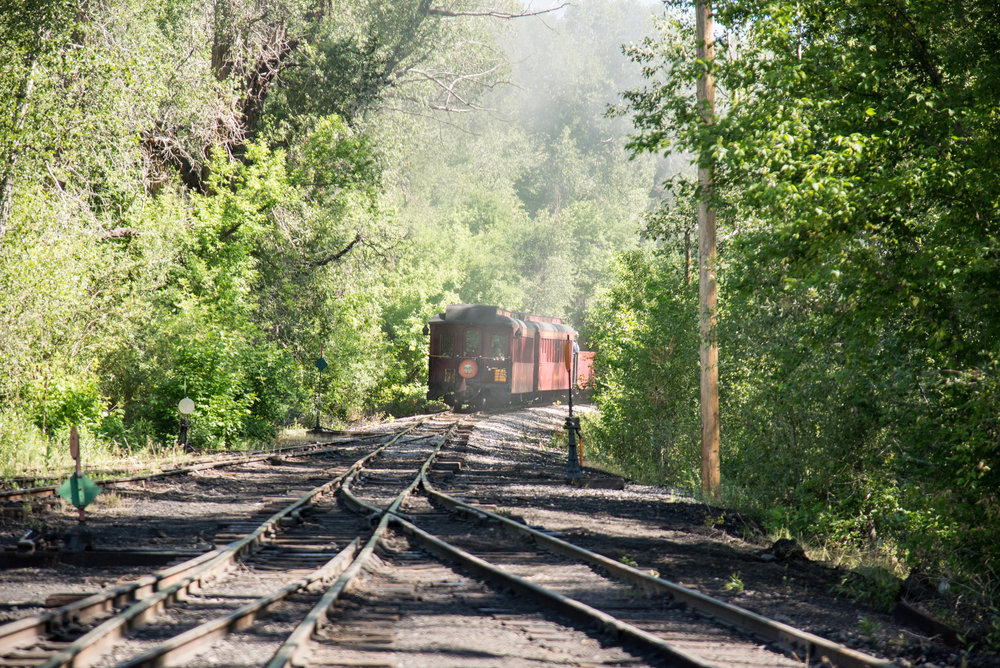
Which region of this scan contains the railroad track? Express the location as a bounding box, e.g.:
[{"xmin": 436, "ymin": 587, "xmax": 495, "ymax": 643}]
[
  {"xmin": 0, "ymin": 410, "xmax": 894, "ymax": 667},
  {"xmin": 274, "ymin": 415, "xmax": 893, "ymax": 668},
  {"xmin": 0, "ymin": 417, "xmax": 438, "ymax": 666},
  {"xmin": 1, "ymin": 421, "xmax": 428, "ymax": 562}
]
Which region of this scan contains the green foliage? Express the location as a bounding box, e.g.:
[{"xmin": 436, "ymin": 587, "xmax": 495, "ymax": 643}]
[
  {"xmin": 366, "ymin": 382, "xmax": 446, "ymax": 417},
  {"xmin": 0, "ymin": 0, "xmax": 665, "ymax": 512},
  {"xmin": 618, "ymin": 551, "xmax": 639, "ymax": 569},
  {"xmin": 0, "ymin": 0, "xmax": 406, "ymax": 457},
  {"xmin": 586, "ymin": 246, "xmax": 700, "ymax": 485},
  {"xmin": 832, "ymin": 567, "xmax": 902, "ymax": 613},
  {"xmin": 857, "ymin": 616, "xmax": 884, "ymax": 640},
  {"xmin": 598, "ymin": 0, "xmax": 1000, "ymax": 627},
  {"xmin": 23, "ymin": 374, "xmax": 106, "ymax": 436},
  {"xmin": 107, "ymin": 304, "xmax": 303, "ymax": 449},
  {"xmin": 292, "ymin": 115, "xmax": 381, "ymax": 198}
]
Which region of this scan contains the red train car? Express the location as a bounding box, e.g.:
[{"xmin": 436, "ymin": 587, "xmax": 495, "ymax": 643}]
[{"xmin": 427, "ymin": 304, "xmax": 592, "ymax": 410}]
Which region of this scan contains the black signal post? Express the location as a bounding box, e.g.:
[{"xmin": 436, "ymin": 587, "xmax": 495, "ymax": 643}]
[
  {"xmin": 314, "ymin": 345, "xmax": 328, "ymax": 432},
  {"xmin": 565, "ymin": 335, "xmax": 582, "ymax": 480}
]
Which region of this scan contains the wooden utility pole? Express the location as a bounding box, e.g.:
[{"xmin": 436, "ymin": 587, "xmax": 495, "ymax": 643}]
[{"xmin": 696, "ymin": 0, "xmax": 721, "ymax": 500}]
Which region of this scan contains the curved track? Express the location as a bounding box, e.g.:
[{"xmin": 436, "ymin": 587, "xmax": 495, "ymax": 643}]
[{"xmin": 0, "ymin": 418, "xmax": 434, "ymax": 667}]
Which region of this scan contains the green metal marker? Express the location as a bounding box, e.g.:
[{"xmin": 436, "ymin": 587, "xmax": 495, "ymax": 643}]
[{"xmin": 56, "ymin": 425, "xmax": 101, "ymax": 522}]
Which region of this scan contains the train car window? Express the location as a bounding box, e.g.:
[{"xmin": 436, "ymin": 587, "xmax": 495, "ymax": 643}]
[
  {"xmin": 438, "ymin": 332, "xmax": 454, "ymax": 356},
  {"xmin": 464, "ymin": 329, "xmax": 481, "ymax": 356},
  {"xmin": 538, "ymin": 338, "xmax": 566, "ymax": 364},
  {"xmin": 490, "ymin": 334, "xmax": 507, "ymax": 360}
]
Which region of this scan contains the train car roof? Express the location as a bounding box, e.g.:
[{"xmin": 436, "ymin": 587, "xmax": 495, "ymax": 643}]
[{"xmin": 429, "ymin": 304, "xmax": 576, "ymax": 336}]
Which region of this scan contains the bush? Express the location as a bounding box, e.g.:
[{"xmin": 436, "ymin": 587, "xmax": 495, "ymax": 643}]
[
  {"xmin": 0, "ymin": 410, "xmax": 52, "ymax": 477},
  {"xmin": 22, "ymin": 373, "xmax": 106, "ymax": 437},
  {"xmin": 586, "ymin": 248, "xmax": 700, "ymax": 486},
  {"xmin": 104, "ymin": 304, "xmax": 306, "ymax": 449},
  {"xmin": 367, "ymin": 382, "xmax": 447, "ymax": 417}
]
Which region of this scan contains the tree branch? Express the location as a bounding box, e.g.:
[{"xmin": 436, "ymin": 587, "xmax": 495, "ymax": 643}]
[
  {"xmin": 99, "ymin": 227, "xmax": 139, "ymax": 240},
  {"xmin": 427, "ymin": 3, "xmax": 567, "ymax": 19},
  {"xmin": 404, "ymin": 64, "xmax": 502, "ymax": 112},
  {"xmin": 0, "ymin": 43, "xmax": 41, "ymax": 252},
  {"xmin": 309, "ymin": 232, "xmax": 363, "ymax": 268}
]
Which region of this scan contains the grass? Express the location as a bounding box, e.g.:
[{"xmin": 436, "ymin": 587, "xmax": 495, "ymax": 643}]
[
  {"xmin": 618, "ymin": 551, "xmax": 639, "ymax": 568},
  {"xmin": 275, "ymin": 428, "xmax": 334, "ymax": 447},
  {"xmin": 1, "ymin": 415, "xmax": 282, "ymax": 486},
  {"xmin": 857, "ymin": 616, "xmax": 883, "ymax": 639},
  {"xmin": 548, "ymin": 428, "xmax": 633, "ymax": 479},
  {"xmin": 0, "ymin": 412, "xmax": 403, "ymax": 487},
  {"xmin": 725, "ymin": 572, "xmax": 745, "ymax": 593},
  {"xmin": 0, "ymin": 430, "xmax": 194, "ymax": 484}
]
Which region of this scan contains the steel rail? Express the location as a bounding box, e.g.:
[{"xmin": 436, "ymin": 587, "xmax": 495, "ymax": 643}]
[
  {"xmin": 266, "ymin": 511, "xmax": 392, "ymax": 668},
  {"xmin": 339, "ymin": 431, "xmax": 452, "ymax": 517},
  {"xmin": 266, "ymin": 421, "xmax": 458, "ymax": 668},
  {"xmin": 35, "ymin": 422, "xmax": 425, "ymax": 668},
  {"xmin": 37, "ymin": 479, "xmax": 346, "ymax": 668},
  {"xmin": 420, "ymin": 475, "xmax": 895, "ymax": 668},
  {"xmin": 0, "ymin": 421, "xmax": 425, "ymax": 666},
  {"xmin": 109, "ymin": 421, "xmax": 439, "ymax": 667},
  {"xmin": 0, "ymin": 548, "xmax": 223, "ymax": 652},
  {"xmin": 389, "ymin": 514, "xmax": 717, "ymax": 668},
  {"xmin": 115, "ymin": 538, "xmax": 361, "ymax": 668}
]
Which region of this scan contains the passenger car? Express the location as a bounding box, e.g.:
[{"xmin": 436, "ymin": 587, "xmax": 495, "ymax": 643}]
[{"xmin": 426, "ymin": 304, "xmax": 593, "ymax": 410}]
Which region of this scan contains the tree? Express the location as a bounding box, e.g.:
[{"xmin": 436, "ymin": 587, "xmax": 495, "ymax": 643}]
[
  {"xmin": 139, "ymin": 0, "xmax": 562, "ymax": 193},
  {"xmin": 0, "ymin": 0, "xmax": 79, "ymax": 245},
  {"xmin": 616, "ymin": 0, "xmax": 1000, "ymax": 606}
]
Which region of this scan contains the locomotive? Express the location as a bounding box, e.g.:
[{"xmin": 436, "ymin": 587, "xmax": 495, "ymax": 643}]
[{"xmin": 426, "ymin": 304, "xmax": 593, "ymax": 410}]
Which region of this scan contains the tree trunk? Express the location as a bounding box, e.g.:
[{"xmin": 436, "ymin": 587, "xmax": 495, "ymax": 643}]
[
  {"xmin": 0, "ymin": 49, "xmax": 39, "ymax": 252},
  {"xmin": 696, "ymin": 0, "xmax": 720, "ymax": 501}
]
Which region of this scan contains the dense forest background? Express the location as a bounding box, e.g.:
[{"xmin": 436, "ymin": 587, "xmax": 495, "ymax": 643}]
[
  {"xmin": 1, "ymin": 0, "xmax": 997, "ymax": 645},
  {"xmin": 0, "ymin": 0, "xmax": 662, "ymax": 461}
]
